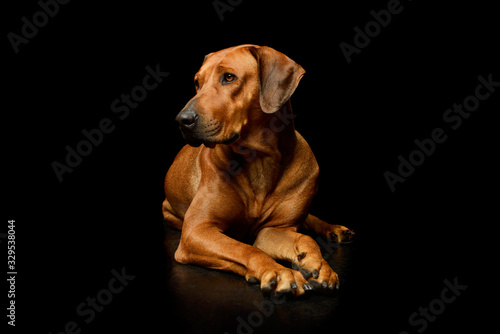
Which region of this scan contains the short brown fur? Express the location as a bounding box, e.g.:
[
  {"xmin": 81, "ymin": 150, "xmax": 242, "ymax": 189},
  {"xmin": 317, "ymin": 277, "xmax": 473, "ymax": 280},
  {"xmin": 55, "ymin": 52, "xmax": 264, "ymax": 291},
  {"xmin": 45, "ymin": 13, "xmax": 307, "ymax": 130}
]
[{"xmin": 163, "ymin": 45, "xmax": 354, "ymax": 296}]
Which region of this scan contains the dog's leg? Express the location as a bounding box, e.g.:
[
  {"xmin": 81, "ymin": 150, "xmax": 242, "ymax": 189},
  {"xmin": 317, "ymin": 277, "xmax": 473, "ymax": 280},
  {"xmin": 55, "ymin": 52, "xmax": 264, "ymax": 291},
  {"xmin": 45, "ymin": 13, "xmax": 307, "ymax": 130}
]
[
  {"xmin": 162, "ymin": 198, "xmax": 184, "ymax": 230},
  {"xmin": 254, "ymin": 227, "xmax": 340, "ymax": 290},
  {"xmin": 175, "ymin": 222, "xmax": 310, "ymax": 296},
  {"xmin": 303, "ymin": 214, "xmax": 355, "ymax": 243}
]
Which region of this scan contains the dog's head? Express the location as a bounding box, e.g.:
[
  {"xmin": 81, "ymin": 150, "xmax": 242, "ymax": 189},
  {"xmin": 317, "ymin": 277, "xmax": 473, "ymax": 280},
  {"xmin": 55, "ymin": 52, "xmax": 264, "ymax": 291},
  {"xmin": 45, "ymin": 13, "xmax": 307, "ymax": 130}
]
[{"xmin": 175, "ymin": 44, "xmax": 305, "ymax": 147}]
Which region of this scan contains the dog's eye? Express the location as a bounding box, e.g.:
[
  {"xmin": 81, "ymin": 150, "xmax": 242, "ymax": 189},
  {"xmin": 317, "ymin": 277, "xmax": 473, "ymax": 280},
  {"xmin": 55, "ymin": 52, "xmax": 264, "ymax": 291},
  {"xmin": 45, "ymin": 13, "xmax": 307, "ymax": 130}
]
[
  {"xmin": 221, "ymin": 73, "xmax": 237, "ymax": 85},
  {"xmin": 194, "ymin": 79, "xmax": 200, "ymax": 91}
]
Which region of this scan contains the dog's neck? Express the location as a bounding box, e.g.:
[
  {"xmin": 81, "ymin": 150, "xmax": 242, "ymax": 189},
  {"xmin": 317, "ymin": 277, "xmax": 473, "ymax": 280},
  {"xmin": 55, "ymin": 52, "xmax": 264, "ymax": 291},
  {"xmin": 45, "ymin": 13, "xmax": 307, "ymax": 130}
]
[
  {"xmin": 231, "ymin": 100, "xmax": 297, "ymax": 159},
  {"xmin": 210, "ymin": 100, "xmax": 297, "ymax": 195}
]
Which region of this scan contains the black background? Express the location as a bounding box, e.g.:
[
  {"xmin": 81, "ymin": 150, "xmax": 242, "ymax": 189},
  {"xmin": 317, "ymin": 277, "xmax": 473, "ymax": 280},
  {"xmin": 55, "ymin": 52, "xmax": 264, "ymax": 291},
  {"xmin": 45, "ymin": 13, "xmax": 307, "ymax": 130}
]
[{"xmin": 4, "ymin": 0, "xmax": 498, "ymax": 333}]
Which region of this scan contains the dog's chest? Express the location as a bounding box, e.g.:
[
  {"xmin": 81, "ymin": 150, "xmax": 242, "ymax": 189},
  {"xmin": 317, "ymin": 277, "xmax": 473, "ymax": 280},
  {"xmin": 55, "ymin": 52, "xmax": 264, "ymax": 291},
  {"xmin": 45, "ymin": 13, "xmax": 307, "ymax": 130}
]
[{"xmin": 236, "ymin": 163, "xmax": 303, "ymax": 225}]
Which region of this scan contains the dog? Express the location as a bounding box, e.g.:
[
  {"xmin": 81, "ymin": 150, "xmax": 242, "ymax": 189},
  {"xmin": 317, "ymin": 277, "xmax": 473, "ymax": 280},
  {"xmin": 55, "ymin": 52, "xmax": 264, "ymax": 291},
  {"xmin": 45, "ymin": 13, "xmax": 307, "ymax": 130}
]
[{"xmin": 163, "ymin": 44, "xmax": 354, "ymax": 296}]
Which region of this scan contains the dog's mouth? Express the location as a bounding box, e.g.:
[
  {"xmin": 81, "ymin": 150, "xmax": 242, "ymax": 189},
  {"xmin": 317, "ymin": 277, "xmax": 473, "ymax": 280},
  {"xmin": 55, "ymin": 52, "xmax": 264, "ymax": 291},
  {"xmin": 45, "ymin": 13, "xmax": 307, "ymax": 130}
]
[
  {"xmin": 222, "ymin": 132, "xmax": 240, "ymax": 144},
  {"xmin": 181, "ymin": 130, "xmax": 239, "ymax": 148},
  {"xmin": 204, "ymin": 132, "xmax": 240, "ymax": 148}
]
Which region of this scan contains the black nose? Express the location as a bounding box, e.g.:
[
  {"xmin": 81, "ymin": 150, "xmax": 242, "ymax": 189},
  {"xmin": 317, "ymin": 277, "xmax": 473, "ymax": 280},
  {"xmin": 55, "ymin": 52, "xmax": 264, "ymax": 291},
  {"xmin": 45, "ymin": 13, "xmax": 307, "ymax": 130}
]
[{"xmin": 176, "ymin": 111, "xmax": 198, "ymax": 128}]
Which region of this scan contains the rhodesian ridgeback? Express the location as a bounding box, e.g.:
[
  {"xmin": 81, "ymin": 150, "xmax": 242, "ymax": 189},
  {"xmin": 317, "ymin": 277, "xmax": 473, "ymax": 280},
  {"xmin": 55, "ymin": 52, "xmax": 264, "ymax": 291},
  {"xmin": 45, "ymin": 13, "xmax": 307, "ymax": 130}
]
[{"xmin": 163, "ymin": 44, "xmax": 354, "ymax": 296}]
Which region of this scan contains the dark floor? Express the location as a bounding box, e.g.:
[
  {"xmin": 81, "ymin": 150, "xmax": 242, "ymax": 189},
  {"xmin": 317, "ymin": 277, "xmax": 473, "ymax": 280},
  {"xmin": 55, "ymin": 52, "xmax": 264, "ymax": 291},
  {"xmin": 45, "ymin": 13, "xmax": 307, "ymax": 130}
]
[
  {"xmin": 162, "ymin": 224, "xmax": 355, "ymax": 334},
  {"xmin": 30, "ymin": 211, "xmax": 485, "ymax": 334},
  {"xmin": 7, "ymin": 1, "xmax": 496, "ymax": 333},
  {"xmin": 155, "ymin": 213, "xmax": 485, "ymax": 334}
]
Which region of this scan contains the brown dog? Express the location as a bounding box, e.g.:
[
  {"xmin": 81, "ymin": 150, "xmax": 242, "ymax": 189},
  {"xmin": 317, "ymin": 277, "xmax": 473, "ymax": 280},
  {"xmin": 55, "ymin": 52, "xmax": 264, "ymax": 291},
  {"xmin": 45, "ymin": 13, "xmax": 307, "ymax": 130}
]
[{"xmin": 163, "ymin": 44, "xmax": 354, "ymax": 296}]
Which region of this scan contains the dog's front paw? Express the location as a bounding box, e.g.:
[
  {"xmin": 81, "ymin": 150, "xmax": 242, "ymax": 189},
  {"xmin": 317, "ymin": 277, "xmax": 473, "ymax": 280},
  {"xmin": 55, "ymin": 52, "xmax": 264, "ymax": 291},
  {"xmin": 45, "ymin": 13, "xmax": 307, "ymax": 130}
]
[
  {"xmin": 292, "ymin": 252, "xmax": 339, "ymax": 291},
  {"xmin": 246, "ymin": 265, "xmax": 310, "ymax": 297}
]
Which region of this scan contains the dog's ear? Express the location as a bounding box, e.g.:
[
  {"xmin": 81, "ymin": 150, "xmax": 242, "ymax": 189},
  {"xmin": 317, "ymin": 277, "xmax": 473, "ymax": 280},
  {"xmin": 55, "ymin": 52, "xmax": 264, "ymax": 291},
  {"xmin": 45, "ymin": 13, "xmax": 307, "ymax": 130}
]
[{"xmin": 250, "ymin": 46, "xmax": 305, "ymax": 114}]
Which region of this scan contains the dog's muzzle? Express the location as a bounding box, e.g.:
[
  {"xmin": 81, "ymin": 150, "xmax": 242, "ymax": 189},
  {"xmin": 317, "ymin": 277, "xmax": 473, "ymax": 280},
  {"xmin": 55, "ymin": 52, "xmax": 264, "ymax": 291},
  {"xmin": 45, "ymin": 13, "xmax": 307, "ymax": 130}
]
[
  {"xmin": 175, "ymin": 109, "xmax": 239, "ymax": 148},
  {"xmin": 176, "ymin": 110, "xmax": 203, "ymax": 147}
]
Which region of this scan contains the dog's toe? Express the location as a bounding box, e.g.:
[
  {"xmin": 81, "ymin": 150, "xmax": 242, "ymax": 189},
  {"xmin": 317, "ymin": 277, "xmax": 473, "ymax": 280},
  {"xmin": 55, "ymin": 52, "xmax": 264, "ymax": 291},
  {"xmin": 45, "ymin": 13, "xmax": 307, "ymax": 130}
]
[
  {"xmin": 293, "ymin": 252, "xmax": 340, "ymax": 292},
  {"xmin": 258, "ymin": 267, "xmax": 309, "ymax": 297}
]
